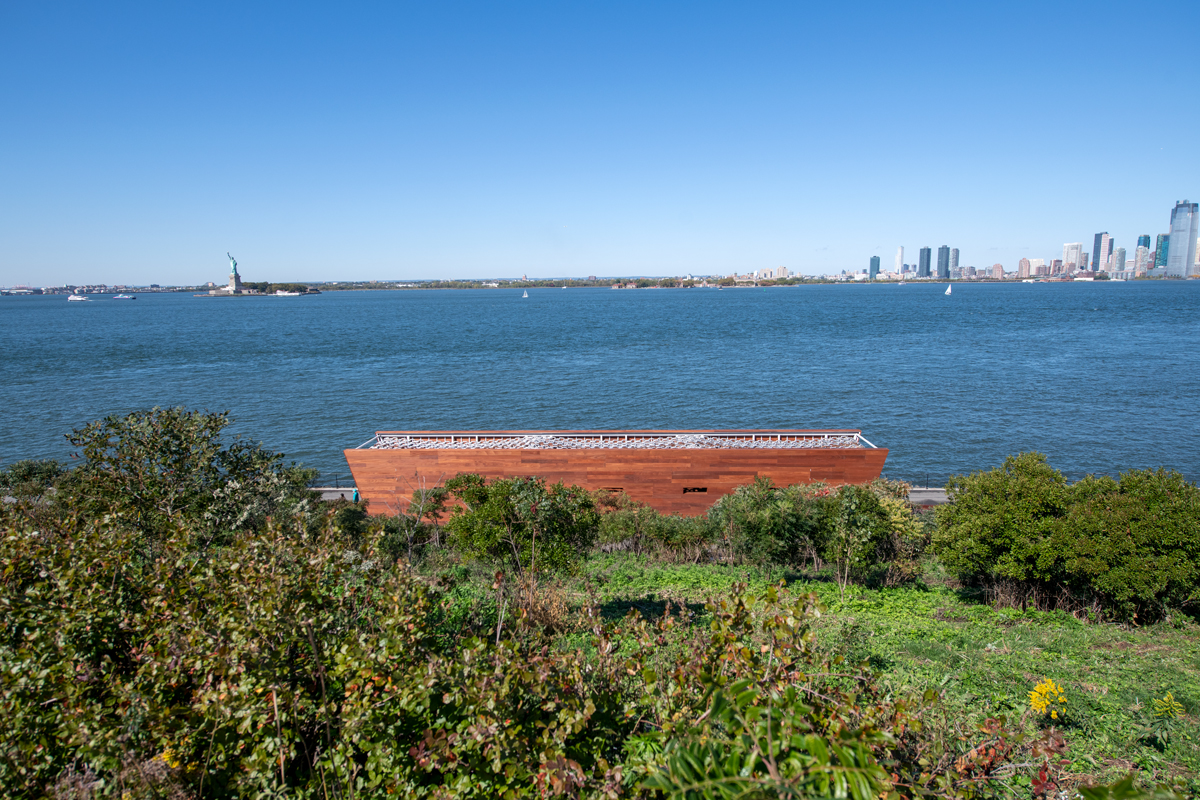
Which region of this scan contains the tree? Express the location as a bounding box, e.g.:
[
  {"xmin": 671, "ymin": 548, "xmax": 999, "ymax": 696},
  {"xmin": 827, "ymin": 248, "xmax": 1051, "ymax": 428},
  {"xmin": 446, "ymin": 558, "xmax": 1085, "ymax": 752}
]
[
  {"xmin": 443, "ymin": 474, "xmax": 597, "ymax": 574},
  {"xmin": 62, "ymin": 407, "xmax": 316, "ymax": 544},
  {"xmin": 825, "ymin": 485, "xmax": 889, "ymax": 602}
]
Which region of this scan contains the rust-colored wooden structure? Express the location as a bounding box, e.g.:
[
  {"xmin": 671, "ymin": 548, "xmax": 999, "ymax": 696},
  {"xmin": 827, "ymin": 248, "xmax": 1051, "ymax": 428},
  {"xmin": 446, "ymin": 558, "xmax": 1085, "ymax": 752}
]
[{"xmin": 345, "ymin": 429, "xmax": 888, "ymax": 516}]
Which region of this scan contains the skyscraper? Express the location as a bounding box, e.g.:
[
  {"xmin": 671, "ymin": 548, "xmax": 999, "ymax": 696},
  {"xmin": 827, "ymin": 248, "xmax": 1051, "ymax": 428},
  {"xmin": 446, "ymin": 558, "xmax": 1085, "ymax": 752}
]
[
  {"xmin": 1110, "ymin": 247, "xmax": 1126, "ymax": 275},
  {"xmin": 918, "ymin": 247, "xmax": 931, "ymax": 277},
  {"xmin": 1063, "ymin": 243, "xmax": 1083, "ymax": 269},
  {"xmin": 949, "ymin": 248, "xmax": 959, "ymax": 274},
  {"xmin": 1092, "ymin": 232, "xmax": 1111, "ymax": 270},
  {"xmin": 1018, "ymin": 258, "xmax": 1031, "ymax": 278},
  {"xmin": 936, "ymin": 246, "xmax": 950, "ymax": 279},
  {"xmin": 869, "ymin": 256, "xmax": 880, "ymax": 280},
  {"xmin": 992, "ymin": 263, "xmax": 1004, "ymax": 279},
  {"xmin": 1166, "ymin": 200, "xmax": 1199, "ymax": 277},
  {"xmin": 1135, "ymin": 244, "xmax": 1151, "ymax": 274},
  {"xmin": 1155, "ymin": 234, "xmax": 1170, "ymax": 267},
  {"xmin": 1137, "ymin": 234, "xmax": 1151, "ymax": 249},
  {"xmin": 894, "ymin": 246, "xmax": 903, "ymax": 274}
]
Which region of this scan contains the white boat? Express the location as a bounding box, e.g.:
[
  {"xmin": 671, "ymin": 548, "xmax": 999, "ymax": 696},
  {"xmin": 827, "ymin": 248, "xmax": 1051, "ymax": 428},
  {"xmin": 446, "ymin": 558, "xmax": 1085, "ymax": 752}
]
[
  {"xmin": 898, "ymin": 281, "xmax": 906, "ymax": 286},
  {"xmin": 67, "ymin": 294, "xmax": 89, "ymax": 302},
  {"xmin": 522, "ymin": 290, "xmax": 528, "ymax": 298},
  {"xmin": 113, "ymin": 294, "xmax": 136, "ymax": 300},
  {"xmin": 944, "ymin": 284, "xmax": 952, "ymax": 295},
  {"xmin": 273, "ymin": 290, "xmax": 302, "ymax": 296}
]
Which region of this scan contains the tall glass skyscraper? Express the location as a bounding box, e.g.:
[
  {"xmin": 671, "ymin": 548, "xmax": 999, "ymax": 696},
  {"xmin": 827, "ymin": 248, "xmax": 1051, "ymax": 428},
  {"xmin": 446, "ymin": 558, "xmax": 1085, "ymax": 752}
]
[
  {"xmin": 918, "ymin": 247, "xmax": 931, "ymax": 277},
  {"xmin": 936, "ymin": 246, "xmax": 950, "ymax": 279},
  {"xmin": 1137, "ymin": 234, "xmax": 1151, "ymax": 249},
  {"xmin": 1167, "ymin": 201, "xmax": 1199, "ymax": 278},
  {"xmin": 949, "ymin": 248, "xmax": 959, "ymax": 274},
  {"xmin": 1155, "ymin": 234, "xmax": 1170, "ymax": 267},
  {"xmin": 1092, "ymin": 232, "xmax": 1111, "ymax": 270}
]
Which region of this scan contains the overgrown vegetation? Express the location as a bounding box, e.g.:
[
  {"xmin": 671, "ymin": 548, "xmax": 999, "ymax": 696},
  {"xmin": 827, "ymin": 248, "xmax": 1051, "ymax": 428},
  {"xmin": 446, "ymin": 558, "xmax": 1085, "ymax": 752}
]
[
  {"xmin": 0, "ymin": 413, "xmax": 1193, "ymax": 799},
  {"xmin": 933, "ymin": 453, "xmax": 1200, "ymax": 622}
]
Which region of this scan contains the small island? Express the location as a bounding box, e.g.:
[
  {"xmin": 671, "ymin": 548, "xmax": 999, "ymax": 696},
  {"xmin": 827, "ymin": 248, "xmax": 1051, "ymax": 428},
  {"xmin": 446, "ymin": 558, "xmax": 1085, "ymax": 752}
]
[{"xmin": 194, "ymin": 254, "xmax": 320, "ymax": 297}]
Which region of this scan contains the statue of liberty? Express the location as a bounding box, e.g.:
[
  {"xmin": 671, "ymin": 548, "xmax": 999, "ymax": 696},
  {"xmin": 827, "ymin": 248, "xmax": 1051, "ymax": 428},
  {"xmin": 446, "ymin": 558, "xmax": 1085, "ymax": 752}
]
[{"xmin": 227, "ymin": 252, "xmax": 238, "ymax": 275}]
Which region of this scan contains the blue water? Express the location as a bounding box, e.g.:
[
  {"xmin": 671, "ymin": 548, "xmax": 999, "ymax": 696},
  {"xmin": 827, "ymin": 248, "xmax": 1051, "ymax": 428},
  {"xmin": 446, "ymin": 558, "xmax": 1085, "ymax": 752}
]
[{"xmin": 3, "ymin": 283, "xmax": 1199, "ymax": 484}]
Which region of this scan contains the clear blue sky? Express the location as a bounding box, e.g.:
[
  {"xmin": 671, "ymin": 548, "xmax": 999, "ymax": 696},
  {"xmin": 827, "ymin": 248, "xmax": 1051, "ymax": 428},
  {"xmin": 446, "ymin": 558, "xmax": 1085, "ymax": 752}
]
[{"xmin": 2, "ymin": 1, "xmax": 1197, "ymax": 286}]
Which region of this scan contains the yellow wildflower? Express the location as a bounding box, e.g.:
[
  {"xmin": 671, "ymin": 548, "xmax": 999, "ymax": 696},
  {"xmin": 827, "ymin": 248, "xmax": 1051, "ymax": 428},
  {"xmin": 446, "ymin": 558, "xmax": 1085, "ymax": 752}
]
[
  {"xmin": 1153, "ymin": 692, "xmax": 1184, "ymax": 720},
  {"xmin": 1029, "ymin": 678, "xmax": 1067, "ymax": 720}
]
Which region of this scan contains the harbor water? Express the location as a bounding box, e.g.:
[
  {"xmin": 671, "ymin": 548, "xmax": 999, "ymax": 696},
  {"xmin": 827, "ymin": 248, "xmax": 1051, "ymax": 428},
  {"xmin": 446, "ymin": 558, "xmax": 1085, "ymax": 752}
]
[{"xmin": 3, "ymin": 281, "xmax": 1198, "ymax": 485}]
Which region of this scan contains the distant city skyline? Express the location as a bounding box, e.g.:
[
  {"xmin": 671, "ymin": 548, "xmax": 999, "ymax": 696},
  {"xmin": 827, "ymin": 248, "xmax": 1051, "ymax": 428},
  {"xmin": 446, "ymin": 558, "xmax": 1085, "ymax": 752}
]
[{"xmin": 1, "ymin": 3, "xmax": 1198, "ymax": 286}]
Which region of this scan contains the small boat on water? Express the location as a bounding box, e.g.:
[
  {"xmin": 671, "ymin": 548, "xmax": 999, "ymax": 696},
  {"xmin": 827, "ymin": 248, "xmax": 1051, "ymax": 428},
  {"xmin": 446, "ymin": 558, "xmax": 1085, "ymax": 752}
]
[
  {"xmin": 68, "ymin": 294, "xmax": 89, "ymax": 302},
  {"xmin": 113, "ymin": 294, "xmax": 136, "ymax": 300},
  {"xmin": 898, "ymin": 281, "xmax": 906, "ymax": 286},
  {"xmin": 522, "ymin": 290, "xmax": 528, "ymax": 298},
  {"xmin": 944, "ymin": 284, "xmax": 952, "ymax": 295}
]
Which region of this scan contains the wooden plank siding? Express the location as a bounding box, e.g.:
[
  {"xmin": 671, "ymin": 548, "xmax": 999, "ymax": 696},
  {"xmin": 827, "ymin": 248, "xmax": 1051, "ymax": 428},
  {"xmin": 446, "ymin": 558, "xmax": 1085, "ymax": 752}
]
[{"xmin": 345, "ymin": 429, "xmax": 888, "ymax": 516}]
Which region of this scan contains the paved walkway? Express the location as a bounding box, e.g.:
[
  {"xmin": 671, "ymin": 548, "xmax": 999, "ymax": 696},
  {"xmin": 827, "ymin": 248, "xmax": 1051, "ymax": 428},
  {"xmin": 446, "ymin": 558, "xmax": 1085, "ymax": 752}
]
[
  {"xmin": 314, "ymin": 487, "xmax": 358, "ymax": 502},
  {"xmin": 909, "ymin": 488, "xmax": 949, "ymax": 505}
]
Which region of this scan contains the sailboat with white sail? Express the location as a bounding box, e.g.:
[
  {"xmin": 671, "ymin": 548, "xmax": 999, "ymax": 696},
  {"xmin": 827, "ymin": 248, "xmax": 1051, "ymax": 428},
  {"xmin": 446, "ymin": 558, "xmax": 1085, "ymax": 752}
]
[{"xmin": 945, "ymin": 284, "xmax": 952, "ymax": 295}]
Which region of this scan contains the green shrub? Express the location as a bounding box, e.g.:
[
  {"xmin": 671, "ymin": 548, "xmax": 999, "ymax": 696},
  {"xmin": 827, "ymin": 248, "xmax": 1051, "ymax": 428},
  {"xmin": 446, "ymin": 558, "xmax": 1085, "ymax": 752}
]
[
  {"xmin": 709, "ymin": 476, "xmax": 822, "ymax": 566},
  {"xmin": 935, "ymin": 453, "xmax": 1200, "ymax": 621},
  {"xmin": 444, "ymin": 473, "xmax": 598, "ymax": 574},
  {"xmin": 933, "ymin": 452, "xmax": 1069, "ymax": 586},
  {"xmin": 0, "ymin": 459, "xmax": 66, "ymax": 497},
  {"xmin": 1056, "ymin": 469, "xmax": 1200, "ymax": 621},
  {"xmin": 58, "ymin": 407, "xmax": 318, "ymax": 547}
]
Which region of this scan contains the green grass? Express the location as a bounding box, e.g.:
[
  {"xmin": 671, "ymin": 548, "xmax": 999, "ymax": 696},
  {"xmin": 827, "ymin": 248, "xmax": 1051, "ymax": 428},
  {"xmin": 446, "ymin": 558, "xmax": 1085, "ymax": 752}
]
[{"xmin": 553, "ymin": 553, "xmax": 1200, "ymax": 789}]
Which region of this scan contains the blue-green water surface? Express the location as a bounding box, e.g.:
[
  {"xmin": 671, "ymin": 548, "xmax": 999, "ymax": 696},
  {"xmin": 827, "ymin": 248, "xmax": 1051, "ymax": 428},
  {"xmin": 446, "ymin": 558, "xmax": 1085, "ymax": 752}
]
[{"xmin": 3, "ymin": 282, "xmax": 1198, "ymax": 482}]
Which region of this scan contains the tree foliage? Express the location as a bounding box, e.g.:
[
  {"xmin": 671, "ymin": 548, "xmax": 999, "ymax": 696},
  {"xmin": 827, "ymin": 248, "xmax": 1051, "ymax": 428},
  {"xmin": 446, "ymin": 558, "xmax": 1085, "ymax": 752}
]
[
  {"xmin": 443, "ymin": 473, "xmax": 598, "ymax": 574},
  {"xmin": 59, "ymin": 407, "xmax": 317, "ymax": 546},
  {"xmin": 934, "ymin": 453, "xmax": 1200, "ymax": 620}
]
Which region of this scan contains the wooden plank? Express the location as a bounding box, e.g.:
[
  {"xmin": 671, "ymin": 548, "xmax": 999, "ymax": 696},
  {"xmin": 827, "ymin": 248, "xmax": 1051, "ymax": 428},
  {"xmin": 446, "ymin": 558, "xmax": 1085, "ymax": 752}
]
[{"xmin": 345, "ymin": 444, "xmax": 888, "ymax": 517}]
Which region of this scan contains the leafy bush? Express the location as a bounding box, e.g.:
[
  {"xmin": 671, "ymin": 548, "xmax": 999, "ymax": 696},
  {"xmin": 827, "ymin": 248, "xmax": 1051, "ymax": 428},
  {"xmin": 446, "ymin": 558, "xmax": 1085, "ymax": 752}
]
[
  {"xmin": 709, "ymin": 476, "xmax": 826, "ymax": 566},
  {"xmin": 1055, "ymin": 469, "xmax": 1200, "ymax": 621},
  {"xmin": 934, "ymin": 454, "xmax": 1200, "ymax": 620},
  {"xmin": 0, "ymin": 459, "xmax": 66, "ymax": 497},
  {"xmin": 444, "ymin": 473, "xmax": 598, "ymax": 574},
  {"xmin": 933, "ymin": 452, "xmax": 1069, "ymax": 587},
  {"xmin": 593, "ymin": 492, "xmax": 716, "ymax": 561},
  {"xmin": 57, "ymin": 407, "xmax": 318, "ymax": 547}
]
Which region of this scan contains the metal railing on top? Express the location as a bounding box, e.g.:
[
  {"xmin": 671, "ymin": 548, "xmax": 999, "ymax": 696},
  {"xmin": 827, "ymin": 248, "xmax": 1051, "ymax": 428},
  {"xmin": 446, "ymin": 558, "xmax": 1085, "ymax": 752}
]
[{"xmin": 359, "ymin": 430, "xmax": 877, "ymax": 448}]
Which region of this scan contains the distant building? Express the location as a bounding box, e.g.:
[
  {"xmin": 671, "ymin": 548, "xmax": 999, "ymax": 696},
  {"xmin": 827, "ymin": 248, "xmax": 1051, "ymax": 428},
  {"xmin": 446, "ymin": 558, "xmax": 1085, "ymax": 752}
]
[
  {"xmin": 1109, "ymin": 247, "xmax": 1126, "ymax": 275},
  {"xmin": 1134, "ymin": 245, "xmax": 1151, "ymax": 274},
  {"xmin": 1166, "ymin": 200, "xmax": 1199, "ymax": 277},
  {"xmin": 918, "ymin": 247, "xmax": 932, "ymax": 277},
  {"xmin": 936, "ymin": 246, "xmax": 950, "ymax": 279},
  {"xmin": 1063, "ymin": 242, "xmax": 1083, "ymax": 269},
  {"xmin": 950, "ymin": 248, "xmax": 959, "ymax": 274},
  {"xmin": 869, "ymin": 256, "xmax": 880, "ymax": 280},
  {"xmin": 895, "ymin": 246, "xmax": 904, "ymax": 273},
  {"xmin": 1018, "ymin": 258, "xmax": 1031, "ymax": 278},
  {"xmin": 1137, "ymin": 234, "xmax": 1151, "ymax": 250},
  {"xmin": 1155, "ymin": 234, "xmax": 1170, "ymax": 267},
  {"xmin": 1092, "ymin": 232, "xmax": 1111, "ymax": 271},
  {"xmin": 992, "ymin": 263, "xmax": 1004, "ymax": 279}
]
